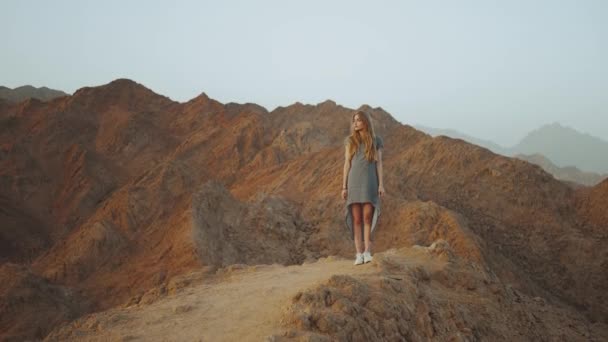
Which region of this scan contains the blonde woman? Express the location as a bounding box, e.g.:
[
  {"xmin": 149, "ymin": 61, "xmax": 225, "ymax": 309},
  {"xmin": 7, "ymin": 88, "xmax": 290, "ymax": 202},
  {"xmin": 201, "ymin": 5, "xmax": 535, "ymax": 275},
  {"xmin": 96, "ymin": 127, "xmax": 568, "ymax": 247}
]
[{"xmin": 342, "ymin": 110, "xmax": 385, "ymax": 265}]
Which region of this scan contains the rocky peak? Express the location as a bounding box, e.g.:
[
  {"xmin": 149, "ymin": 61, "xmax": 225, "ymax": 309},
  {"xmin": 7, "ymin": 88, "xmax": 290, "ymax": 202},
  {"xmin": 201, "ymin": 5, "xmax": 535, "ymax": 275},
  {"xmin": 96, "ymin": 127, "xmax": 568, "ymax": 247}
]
[{"xmin": 69, "ymin": 78, "xmax": 174, "ymax": 112}]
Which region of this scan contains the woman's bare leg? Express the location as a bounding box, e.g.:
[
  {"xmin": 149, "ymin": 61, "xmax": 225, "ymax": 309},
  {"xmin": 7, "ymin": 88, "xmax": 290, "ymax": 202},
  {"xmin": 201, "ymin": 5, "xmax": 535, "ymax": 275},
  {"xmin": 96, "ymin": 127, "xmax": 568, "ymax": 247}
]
[
  {"xmin": 351, "ymin": 203, "xmax": 363, "ymax": 254},
  {"xmin": 363, "ymin": 203, "xmax": 374, "ymax": 253}
]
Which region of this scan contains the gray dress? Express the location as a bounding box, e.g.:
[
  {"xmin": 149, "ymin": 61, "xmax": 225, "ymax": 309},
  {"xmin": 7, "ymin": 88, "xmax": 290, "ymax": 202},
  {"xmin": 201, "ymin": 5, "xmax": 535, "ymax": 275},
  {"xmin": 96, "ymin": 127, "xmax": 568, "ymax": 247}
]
[{"xmin": 345, "ymin": 136, "xmax": 383, "ymax": 241}]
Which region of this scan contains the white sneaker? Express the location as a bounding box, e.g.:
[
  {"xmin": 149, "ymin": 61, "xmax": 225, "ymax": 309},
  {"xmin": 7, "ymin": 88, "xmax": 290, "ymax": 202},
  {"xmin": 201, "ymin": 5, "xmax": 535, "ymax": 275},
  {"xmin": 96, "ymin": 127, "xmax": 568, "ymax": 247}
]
[
  {"xmin": 354, "ymin": 253, "xmax": 364, "ymax": 265},
  {"xmin": 363, "ymin": 251, "xmax": 373, "ymax": 263}
]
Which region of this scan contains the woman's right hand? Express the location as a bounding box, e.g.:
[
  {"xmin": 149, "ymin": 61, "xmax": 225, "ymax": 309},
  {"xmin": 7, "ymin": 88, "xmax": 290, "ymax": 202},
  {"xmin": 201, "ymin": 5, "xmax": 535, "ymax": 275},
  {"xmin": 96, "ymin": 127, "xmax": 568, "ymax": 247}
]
[{"xmin": 341, "ymin": 189, "xmax": 348, "ymax": 200}]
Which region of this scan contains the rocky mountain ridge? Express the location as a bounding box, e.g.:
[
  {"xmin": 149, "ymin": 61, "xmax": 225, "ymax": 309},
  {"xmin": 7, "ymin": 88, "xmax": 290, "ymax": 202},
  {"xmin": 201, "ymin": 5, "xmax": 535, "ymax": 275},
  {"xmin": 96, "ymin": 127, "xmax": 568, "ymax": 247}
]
[{"xmin": 1, "ymin": 78, "xmax": 606, "ymax": 341}]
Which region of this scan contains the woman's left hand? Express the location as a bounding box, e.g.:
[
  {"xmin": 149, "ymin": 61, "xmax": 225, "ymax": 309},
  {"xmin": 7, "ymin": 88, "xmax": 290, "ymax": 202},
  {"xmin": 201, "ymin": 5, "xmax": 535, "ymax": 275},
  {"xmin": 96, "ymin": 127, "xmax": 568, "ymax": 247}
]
[{"xmin": 378, "ymin": 185, "xmax": 385, "ymax": 198}]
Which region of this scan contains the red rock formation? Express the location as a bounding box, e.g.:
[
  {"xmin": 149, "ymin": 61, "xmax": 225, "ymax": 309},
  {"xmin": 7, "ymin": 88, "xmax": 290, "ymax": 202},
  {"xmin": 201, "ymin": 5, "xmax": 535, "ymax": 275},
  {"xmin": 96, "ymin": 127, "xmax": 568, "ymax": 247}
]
[{"xmin": 1, "ymin": 78, "xmax": 606, "ymax": 339}]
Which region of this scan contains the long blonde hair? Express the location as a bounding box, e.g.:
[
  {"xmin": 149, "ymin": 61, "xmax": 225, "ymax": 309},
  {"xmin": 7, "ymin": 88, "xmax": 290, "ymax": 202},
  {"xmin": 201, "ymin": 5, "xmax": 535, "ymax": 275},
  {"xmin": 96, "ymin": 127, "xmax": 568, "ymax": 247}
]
[{"xmin": 346, "ymin": 110, "xmax": 378, "ymax": 162}]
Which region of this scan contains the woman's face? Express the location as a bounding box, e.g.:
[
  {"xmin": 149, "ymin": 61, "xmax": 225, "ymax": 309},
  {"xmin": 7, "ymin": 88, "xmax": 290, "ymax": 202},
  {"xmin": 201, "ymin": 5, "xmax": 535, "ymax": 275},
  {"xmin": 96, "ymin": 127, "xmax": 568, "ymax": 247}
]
[{"xmin": 353, "ymin": 114, "xmax": 366, "ymax": 132}]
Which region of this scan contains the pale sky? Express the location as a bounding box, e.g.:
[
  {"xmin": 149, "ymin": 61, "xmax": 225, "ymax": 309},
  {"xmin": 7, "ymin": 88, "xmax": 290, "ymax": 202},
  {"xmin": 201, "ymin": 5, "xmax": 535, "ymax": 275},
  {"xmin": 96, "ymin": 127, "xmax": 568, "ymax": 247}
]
[{"xmin": 2, "ymin": 0, "xmax": 607, "ymax": 146}]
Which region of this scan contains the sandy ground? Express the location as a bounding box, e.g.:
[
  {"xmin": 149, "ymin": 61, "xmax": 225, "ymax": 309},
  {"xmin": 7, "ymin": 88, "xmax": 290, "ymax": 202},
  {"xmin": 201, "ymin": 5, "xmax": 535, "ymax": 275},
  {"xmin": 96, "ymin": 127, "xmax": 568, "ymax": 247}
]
[{"xmin": 46, "ymin": 255, "xmax": 384, "ymax": 342}]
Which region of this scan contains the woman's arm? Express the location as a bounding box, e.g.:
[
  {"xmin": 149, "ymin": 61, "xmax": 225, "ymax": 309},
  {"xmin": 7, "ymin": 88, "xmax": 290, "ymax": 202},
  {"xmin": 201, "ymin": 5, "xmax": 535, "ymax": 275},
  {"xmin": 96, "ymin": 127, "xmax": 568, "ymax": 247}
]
[
  {"xmin": 342, "ymin": 147, "xmax": 351, "ymax": 199},
  {"xmin": 377, "ymin": 149, "xmax": 385, "ymax": 197}
]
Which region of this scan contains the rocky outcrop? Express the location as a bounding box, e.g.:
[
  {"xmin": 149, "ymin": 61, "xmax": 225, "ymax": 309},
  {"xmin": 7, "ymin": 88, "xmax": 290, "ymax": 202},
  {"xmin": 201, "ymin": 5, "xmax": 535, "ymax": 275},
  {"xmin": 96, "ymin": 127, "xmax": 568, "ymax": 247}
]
[
  {"xmin": 276, "ymin": 244, "xmax": 607, "ymax": 341},
  {"xmin": 191, "ymin": 181, "xmax": 314, "ymax": 267}
]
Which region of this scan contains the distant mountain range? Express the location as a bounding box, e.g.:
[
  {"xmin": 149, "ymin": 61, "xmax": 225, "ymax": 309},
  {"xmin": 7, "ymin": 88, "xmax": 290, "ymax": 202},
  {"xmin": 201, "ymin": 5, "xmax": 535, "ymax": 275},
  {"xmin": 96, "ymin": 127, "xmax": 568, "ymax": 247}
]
[
  {"xmin": 415, "ymin": 125, "xmax": 509, "ymax": 154},
  {"xmin": 0, "ymin": 85, "xmax": 68, "ymax": 103},
  {"xmin": 416, "ymin": 123, "xmax": 608, "ymax": 181},
  {"xmin": 514, "ymin": 153, "xmax": 606, "ymax": 187},
  {"xmin": 512, "ymin": 123, "xmax": 608, "ymax": 175}
]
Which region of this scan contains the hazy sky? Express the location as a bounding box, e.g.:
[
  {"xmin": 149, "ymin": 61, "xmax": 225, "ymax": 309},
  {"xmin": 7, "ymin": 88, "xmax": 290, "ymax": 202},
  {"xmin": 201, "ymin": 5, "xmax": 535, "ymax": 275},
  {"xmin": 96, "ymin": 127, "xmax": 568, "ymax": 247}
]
[{"xmin": 2, "ymin": 0, "xmax": 606, "ymax": 146}]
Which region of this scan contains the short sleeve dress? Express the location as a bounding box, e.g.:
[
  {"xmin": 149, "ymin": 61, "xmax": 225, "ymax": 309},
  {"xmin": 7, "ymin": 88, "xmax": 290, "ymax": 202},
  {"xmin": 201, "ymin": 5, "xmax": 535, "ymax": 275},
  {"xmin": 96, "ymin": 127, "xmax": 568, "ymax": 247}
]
[{"xmin": 345, "ymin": 135, "xmax": 384, "ymax": 241}]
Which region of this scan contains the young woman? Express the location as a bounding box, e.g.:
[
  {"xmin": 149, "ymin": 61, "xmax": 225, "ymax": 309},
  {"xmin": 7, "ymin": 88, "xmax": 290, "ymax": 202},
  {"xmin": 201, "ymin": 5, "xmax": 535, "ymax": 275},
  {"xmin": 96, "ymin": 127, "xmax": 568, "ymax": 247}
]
[{"xmin": 342, "ymin": 110, "xmax": 385, "ymax": 265}]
